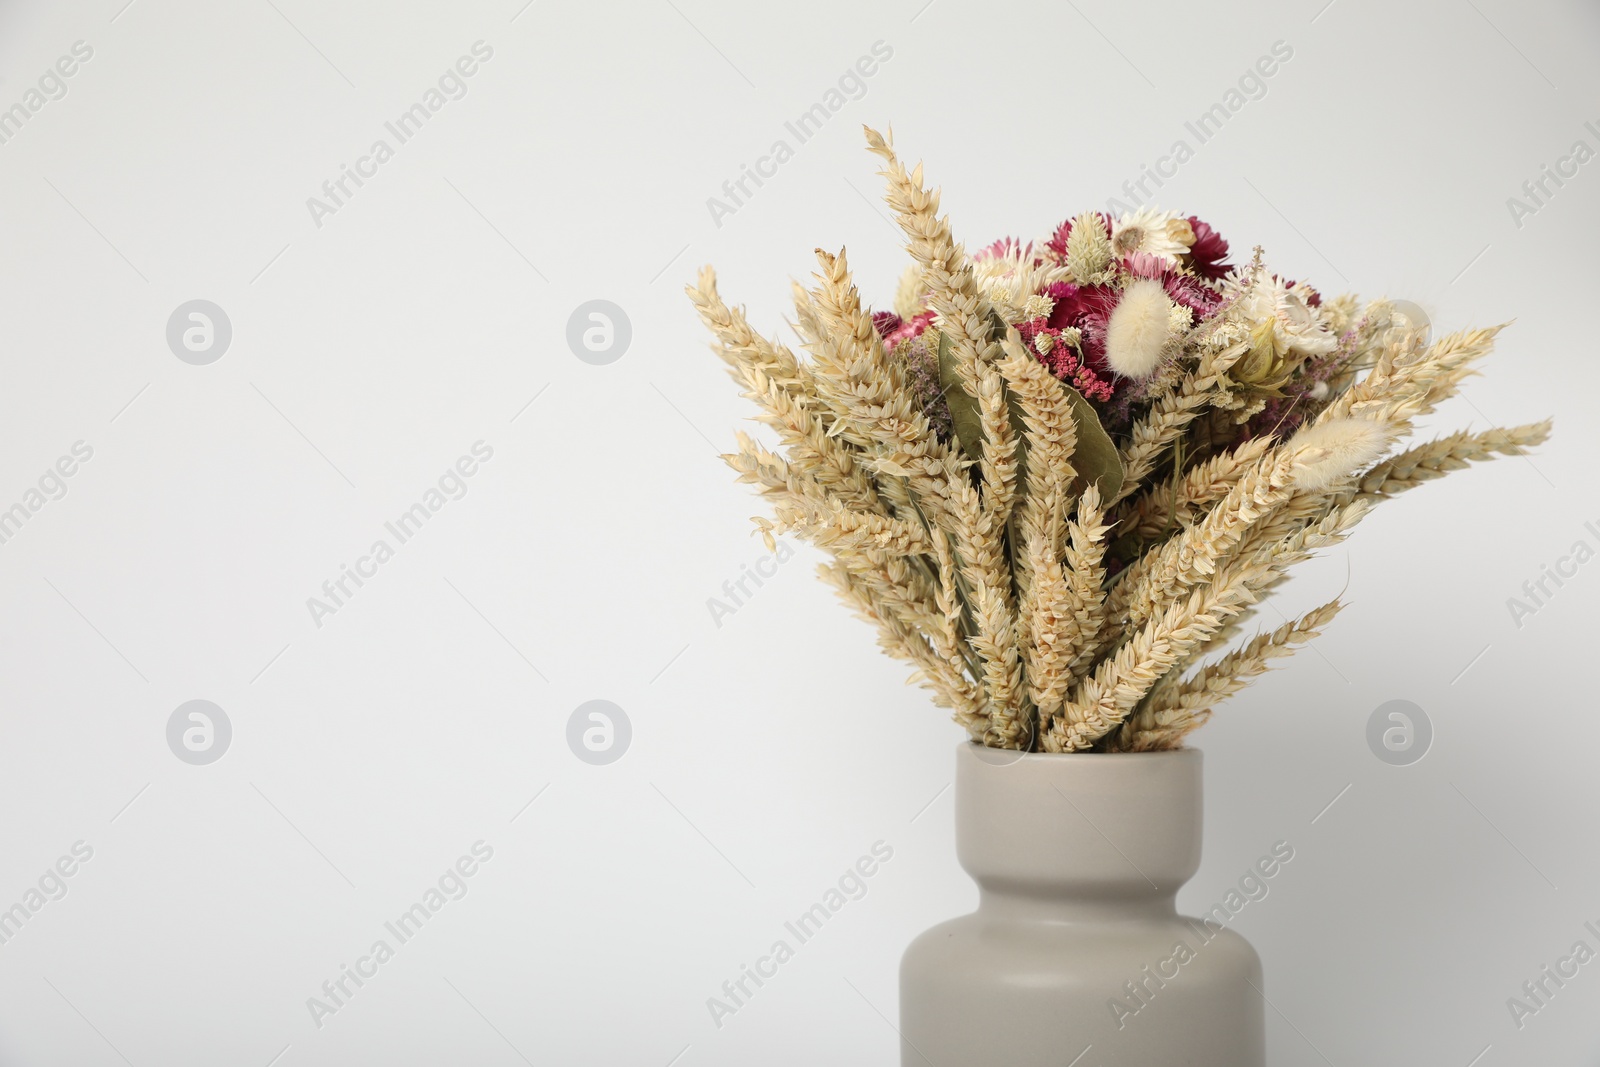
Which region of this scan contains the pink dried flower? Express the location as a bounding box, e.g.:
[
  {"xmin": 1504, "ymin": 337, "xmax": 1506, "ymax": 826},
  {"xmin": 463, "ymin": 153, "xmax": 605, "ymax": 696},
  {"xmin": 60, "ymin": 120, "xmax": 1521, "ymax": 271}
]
[
  {"xmin": 975, "ymin": 236, "xmax": 1032, "ymax": 263},
  {"xmin": 1043, "ymin": 282, "xmax": 1119, "ymax": 367},
  {"xmin": 1185, "ymin": 216, "xmax": 1233, "ymax": 280},
  {"xmin": 1125, "ymin": 252, "xmax": 1224, "ymax": 320},
  {"xmin": 882, "ymin": 310, "xmax": 936, "ymax": 351},
  {"xmin": 1164, "ymin": 272, "xmax": 1223, "ymax": 320},
  {"xmin": 1016, "ymin": 315, "xmax": 1115, "ymax": 403},
  {"xmin": 1120, "ymin": 251, "xmax": 1169, "ymax": 279},
  {"xmin": 1274, "ymin": 275, "xmax": 1323, "ymax": 307}
]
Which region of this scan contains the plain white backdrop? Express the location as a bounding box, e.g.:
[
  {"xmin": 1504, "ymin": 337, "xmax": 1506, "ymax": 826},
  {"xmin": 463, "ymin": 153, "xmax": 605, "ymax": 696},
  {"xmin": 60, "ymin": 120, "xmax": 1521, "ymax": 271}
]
[{"xmin": 0, "ymin": 0, "xmax": 1595, "ymax": 1063}]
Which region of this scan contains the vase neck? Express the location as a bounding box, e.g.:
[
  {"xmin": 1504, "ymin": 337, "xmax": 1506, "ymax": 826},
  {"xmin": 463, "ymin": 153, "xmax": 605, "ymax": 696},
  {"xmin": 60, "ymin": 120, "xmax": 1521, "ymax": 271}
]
[
  {"xmin": 953, "ymin": 744, "xmax": 1205, "ymax": 904},
  {"xmin": 976, "ymin": 885, "xmax": 1179, "ymax": 924}
]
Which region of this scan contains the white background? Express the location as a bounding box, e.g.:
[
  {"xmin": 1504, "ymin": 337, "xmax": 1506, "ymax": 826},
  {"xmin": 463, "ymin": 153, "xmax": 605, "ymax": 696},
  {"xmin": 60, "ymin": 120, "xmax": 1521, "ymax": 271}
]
[{"xmin": 0, "ymin": 0, "xmax": 1595, "ymax": 1064}]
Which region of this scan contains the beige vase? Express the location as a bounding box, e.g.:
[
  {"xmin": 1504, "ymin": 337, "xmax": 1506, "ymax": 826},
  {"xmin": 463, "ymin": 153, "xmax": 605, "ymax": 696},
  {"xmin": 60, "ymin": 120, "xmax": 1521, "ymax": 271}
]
[{"xmin": 899, "ymin": 743, "xmax": 1264, "ymax": 1066}]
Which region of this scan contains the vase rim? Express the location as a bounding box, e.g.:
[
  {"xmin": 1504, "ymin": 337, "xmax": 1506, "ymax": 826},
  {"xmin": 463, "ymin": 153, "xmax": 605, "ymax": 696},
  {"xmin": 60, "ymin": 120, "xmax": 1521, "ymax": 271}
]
[{"xmin": 960, "ymin": 741, "xmax": 1201, "ymax": 762}]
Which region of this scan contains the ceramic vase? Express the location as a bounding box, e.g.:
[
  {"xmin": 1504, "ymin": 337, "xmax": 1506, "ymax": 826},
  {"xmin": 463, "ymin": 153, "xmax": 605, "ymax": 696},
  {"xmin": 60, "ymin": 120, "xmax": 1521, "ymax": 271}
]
[{"xmin": 899, "ymin": 743, "xmax": 1264, "ymax": 1066}]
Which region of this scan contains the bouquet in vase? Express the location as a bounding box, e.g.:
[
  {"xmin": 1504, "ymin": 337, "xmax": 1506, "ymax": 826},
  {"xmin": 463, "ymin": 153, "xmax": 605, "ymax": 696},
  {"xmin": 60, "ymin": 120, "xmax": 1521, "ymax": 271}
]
[{"xmin": 689, "ymin": 127, "xmax": 1548, "ymax": 753}]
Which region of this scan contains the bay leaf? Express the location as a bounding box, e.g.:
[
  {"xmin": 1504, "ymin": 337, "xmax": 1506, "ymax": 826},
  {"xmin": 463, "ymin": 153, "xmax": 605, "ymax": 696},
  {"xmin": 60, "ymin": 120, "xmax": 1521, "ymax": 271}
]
[
  {"xmin": 937, "ymin": 330, "xmax": 984, "ymax": 462},
  {"xmin": 1060, "ymin": 382, "xmax": 1124, "ymax": 502}
]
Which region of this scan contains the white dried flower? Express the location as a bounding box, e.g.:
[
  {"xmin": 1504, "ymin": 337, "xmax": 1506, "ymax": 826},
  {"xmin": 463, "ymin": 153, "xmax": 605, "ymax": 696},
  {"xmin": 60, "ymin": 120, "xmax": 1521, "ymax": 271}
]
[
  {"xmin": 1290, "ymin": 420, "xmax": 1390, "ymax": 489},
  {"xmin": 1168, "ymin": 302, "xmax": 1194, "ymax": 335},
  {"xmin": 1105, "ymin": 278, "xmax": 1172, "ymax": 379},
  {"xmin": 1022, "ymin": 293, "xmax": 1055, "ymax": 321},
  {"xmin": 1231, "ymin": 273, "xmax": 1337, "ymax": 359},
  {"xmin": 1319, "ymin": 293, "xmax": 1362, "ymax": 335},
  {"xmin": 1111, "ymin": 208, "xmax": 1187, "ymax": 264},
  {"xmin": 1232, "ymin": 397, "xmax": 1269, "ymax": 422}
]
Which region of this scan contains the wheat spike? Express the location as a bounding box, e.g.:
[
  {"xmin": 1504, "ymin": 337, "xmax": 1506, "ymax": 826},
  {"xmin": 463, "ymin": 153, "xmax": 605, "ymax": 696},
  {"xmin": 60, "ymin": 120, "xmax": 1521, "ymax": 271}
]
[{"xmin": 1112, "ymin": 597, "xmax": 1345, "ymax": 751}]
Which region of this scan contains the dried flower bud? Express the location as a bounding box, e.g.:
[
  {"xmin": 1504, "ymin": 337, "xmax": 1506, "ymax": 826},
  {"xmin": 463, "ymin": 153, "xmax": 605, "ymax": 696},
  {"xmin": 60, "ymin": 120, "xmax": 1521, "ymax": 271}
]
[
  {"xmin": 1105, "ymin": 279, "xmax": 1173, "ymax": 379},
  {"xmin": 1022, "ymin": 294, "xmax": 1055, "ymax": 321},
  {"xmin": 1064, "ymin": 211, "xmax": 1113, "ymax": 283},
  {"xmin": 1290, "ymin": 419, "xmax": 1389, "ymax": 489}
]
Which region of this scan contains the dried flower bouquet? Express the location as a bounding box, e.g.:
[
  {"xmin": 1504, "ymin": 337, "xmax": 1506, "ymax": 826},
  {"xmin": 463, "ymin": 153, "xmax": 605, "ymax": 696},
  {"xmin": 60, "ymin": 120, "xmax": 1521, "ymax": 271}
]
[{"xmin": 689, "ymin": 127, "xmax": 1549, "ymax": 753}]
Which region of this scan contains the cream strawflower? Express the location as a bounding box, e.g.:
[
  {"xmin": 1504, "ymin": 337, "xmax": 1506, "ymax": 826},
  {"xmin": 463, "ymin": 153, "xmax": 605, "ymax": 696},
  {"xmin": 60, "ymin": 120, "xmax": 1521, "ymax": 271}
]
[
  {"xmin": 1110, "ymin": 208, "xmax": 1189, "ymax": 265},
  {"xmin": 1231, "ymin": 272, "xmax": 1338, "ymax": 359}
]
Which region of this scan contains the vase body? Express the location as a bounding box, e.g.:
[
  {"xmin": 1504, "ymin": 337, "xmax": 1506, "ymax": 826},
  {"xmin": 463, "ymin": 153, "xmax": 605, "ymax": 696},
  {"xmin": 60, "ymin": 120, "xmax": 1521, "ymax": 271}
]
[{"xmin": 899, "ymin": 744, "xmax": 1264, "ymax": 1067}]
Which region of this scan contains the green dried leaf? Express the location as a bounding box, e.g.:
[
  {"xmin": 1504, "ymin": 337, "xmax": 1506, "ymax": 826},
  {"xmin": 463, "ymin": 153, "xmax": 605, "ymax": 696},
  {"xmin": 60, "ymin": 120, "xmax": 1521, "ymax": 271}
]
[
  {"xmin": 1060, "ymin": 383, "xmax": 1123, "ymax": 501},
  {"xmin": 938, "ymin": 315, "xmax": 1118, "ymax": 502},
  {"xmin": 937, "ymin": 330, "xmax": 984, "ymax": 462}
]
